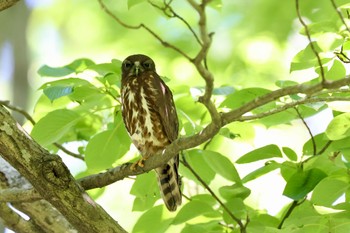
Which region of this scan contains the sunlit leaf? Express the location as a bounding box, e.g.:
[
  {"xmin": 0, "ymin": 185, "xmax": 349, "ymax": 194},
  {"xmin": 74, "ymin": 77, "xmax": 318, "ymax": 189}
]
[
  {"xmin": 202, "ymin": 150, "xmax": 241, "ymax": 183},
  {"xmin": 31, "ymin": 109, "xmax": 81, "ymax": 146},
  {"xmin": 85, "ymin": 114, "xmax": 130, "ymax": 171},
  {"xmin": 282, "ymin": 147, "xmax": 298, "ymax": 161},
  {"xmin": 172, "ymin": 200, "xmax": 215, "ymax": 225},
  {"xmin": 133, "ymin": 205, "xmax": 172, "ymax": 233},
  {"xmin": 220, "ymin": 88, "xmax": 272, "ymax": 112},
  {"xmin": 236, "ymin": 144, "xmax": 282, "ymax": 164},
  {"xmin": 242, "ymin": 161, "xmax": 280, "ymax": 183},
  {"xmin": 219, "ymin": 184, "xmax": 251, "ymax": 200},
  {"xmin": 130, "ymin": 172, "xmax": 159, "ymax": 211},
  {"xmin": 128, "ymin": 0, "xmax": 145, "ymax": 9},
  {"xmin": 326, "ymin": 113, "xmax": 350, "ymax": 140},
  {"xmin": 180, "ymin": 150, "xmax": 216, "ymax": 184},
  {"xmin": 38, "ymin": 58, "xmax": 94, "ymax": 77},
  {"xmin": 311, "ymin": 178, "xmax": 350, "ymax": 207},
  {"xmin": 325, "ymin": 59, "xmax": 346, "ymax": 81}
]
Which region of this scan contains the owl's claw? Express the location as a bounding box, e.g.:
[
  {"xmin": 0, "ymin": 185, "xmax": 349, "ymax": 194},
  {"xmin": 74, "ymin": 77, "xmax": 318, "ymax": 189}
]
[{"xmin": 130, "ymin": 158, "xmax": 147, "ymax": 170}]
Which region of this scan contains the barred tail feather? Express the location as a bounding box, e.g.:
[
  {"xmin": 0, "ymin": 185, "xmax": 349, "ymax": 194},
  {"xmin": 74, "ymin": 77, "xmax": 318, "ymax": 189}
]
[{"xmin": 155, "ymin": 157, "xmax": 182, "ymax": 211}]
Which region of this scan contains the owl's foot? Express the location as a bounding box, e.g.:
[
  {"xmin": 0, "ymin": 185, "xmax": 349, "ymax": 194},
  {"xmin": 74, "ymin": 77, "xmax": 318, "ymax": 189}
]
[{"xmin": 130, "ymin": 158, "xmax": 147, "ymax": 170}]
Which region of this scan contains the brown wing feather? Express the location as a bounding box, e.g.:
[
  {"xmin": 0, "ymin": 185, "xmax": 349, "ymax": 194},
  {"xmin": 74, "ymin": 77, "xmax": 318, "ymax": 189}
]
[{"xmin": 151, "ymin": 73, "xmax": 179, "ymax": 142}]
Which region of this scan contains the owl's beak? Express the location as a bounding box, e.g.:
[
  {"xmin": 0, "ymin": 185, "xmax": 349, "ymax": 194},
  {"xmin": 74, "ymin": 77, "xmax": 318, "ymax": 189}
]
[{"xmin": 133, "ymin": 61, "xmax": 144, "ymax": 76}]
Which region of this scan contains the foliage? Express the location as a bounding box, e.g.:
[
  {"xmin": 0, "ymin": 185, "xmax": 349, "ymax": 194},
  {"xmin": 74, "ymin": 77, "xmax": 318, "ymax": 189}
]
[{"xmin": 4, "ymin": 0, "xmax": 350, "ymax": 232}]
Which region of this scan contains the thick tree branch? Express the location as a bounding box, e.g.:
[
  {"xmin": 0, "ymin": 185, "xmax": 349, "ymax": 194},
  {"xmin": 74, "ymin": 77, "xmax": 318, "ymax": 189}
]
[
  {"xmin": 0, "ymin": 0, "xmax": 19, "ymax": 11},
  {"xmin": 0, "ymin": 202, "xmax": 44, "ymax": 233},
  {"xmin": 0, "ymin": 107, "xmax": 127, "ymax": 233}
]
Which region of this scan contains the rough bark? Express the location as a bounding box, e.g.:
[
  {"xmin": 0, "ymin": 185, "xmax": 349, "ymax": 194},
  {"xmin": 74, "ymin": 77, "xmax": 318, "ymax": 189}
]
[{"xmin": 0, "ymin": 106, "xmax": 127, "ymax": 233}]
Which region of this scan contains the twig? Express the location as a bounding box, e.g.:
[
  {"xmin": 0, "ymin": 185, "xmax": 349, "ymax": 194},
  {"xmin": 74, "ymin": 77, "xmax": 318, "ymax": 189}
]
[
  {"xmin": 294, "ymin": 107, "xmax": 316, "ymax": 155},
  {"xmin": 278, "ymin": 199, "xmax": 304, "ymax": 229},
  {"xmin": 223, "ymin": 77, "xmax": 350, "ymax": 124},
  {"xmin": 148, "ymin": 0, "xmax": 203, "ymax": 46},
  {"xmin": 53, "ymin": 143, "xmax": 84, "ymax": 160},
  {"xmin": 330, "ymin": 0, "xmax": 350, "ymax": 33},
  {"xmin": 181, "ymin": 155, "xmax": 247, "ymax": 232},
  {"xmin": 237, "ymin": 96, "xmax": 350, "ymax": 122},
  {"xmin": 0, "ymin": 100, "xmax": 35, "ymax": 125},
  {"xmin": 296, "ymin": 0, "xmax": 326, "ymax": 82},
  {"xmin": 97, "ymin": 0, "xmax": 191, "ymax": 60},
  {"xmin": 317, "ymin": 140, "xmax": 332, "ymax": 155}
]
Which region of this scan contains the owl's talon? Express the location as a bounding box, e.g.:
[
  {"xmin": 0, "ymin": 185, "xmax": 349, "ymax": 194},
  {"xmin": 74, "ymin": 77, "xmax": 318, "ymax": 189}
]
[{"xmin": 130, "ymin": 158, "xmax": 147, "ymax": 170}]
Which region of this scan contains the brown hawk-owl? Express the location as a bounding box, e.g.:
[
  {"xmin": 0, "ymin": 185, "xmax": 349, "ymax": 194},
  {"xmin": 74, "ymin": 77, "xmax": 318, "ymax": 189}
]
[{"xmin": 120, "ymin": 54, "xmax": 181, "ymax": 211}]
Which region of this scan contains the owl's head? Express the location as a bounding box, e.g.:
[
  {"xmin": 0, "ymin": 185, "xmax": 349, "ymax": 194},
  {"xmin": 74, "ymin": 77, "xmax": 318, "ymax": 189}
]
[{"xmin": 121, "ymin": 54, "xmax": 156, "ymax": 78}]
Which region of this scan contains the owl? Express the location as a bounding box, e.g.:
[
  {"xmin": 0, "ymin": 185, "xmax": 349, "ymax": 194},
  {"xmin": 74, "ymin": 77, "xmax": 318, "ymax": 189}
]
[{"xmin": 120, "ymin": 54, "xmax": 181, "ymax": 211}]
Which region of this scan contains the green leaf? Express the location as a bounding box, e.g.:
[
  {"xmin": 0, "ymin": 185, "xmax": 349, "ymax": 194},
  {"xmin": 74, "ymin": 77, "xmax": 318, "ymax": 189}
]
[
  {"xmin": 133, "ymin": 205, "xmax": 172, "ymax": 233},
  {"xmin": 303, "ymin": 133, "xmax": 329, "ymax": 156},
  {"xmin": 172, "ymin": 200, "xmax": 215, "ymax": 225},
  {"xmin": 180, "ymin": 150, "xmax": 216, "ymax": 184},
  {"xmin": 128, "ymin": 0, "xmax": 145, "ymax": 9},
  {"xmin": 31, "ymin": 109, "xmax": 81, "ymax": 146},
  {"xmin": 38, "ymin": 58, "xmax": 94, "ymax": 77},
  {"xmin": 236, "ymin": 144, "xmax": 282, "ymax": 164},
  {"xmin": 202, "ymin": 150, "xmax": 241, "ymax": 183},
  {"xmin": 181, "ymin": 221, "xmax": 224, "ymax": 233},
  {"xmin": 212, "ymin": 86, "xmax": 235, "ymax": 95},
  {"xmin": 85, "ymin": 115, "xmax": 130, "ymax": 171},
  {"xmin": 290, "ymin": 42, "xmax": 322, "ymax": 72},
  {"xmin": 326, "ymin": 113, "xmax": 350, "ymax": 140},
  {"xmin": 242, "ymin": 161, "xmax": 280, "ymax": 183},
  {"xmin": 282, "ymin": 147, "xmax": 298, "ymax": 161},
  {"xmin": 130, "ymin": 172, "xmax": 159, "ymax": 211},
  {"xmin": 219, "ymin": 184, "xmax": 251, "ymax": 200},
  {"xmin": 325, "ymin": 59, "xmax": 346, "ymax": 81},
  {"xmin": 283, "ymin": 168, "xmax": 327, "ymax": 200},
  {"xmin": 311, "ymin": 178, "xmax": 350, "ymax": 207},
  {"xmin": 87, "ymin": 62, "xmax": 120, "ymax": 76},
  {"xmin": 220, "ymin": 88, "xmax": 272, "ymax": 112},
  {"xmin": 39, "ymin": 78, "xmax": 101, "ymax": 101},
  {"xmin": 43, "ymin": 86, "xmax": 73, "ymax": 101},
  {"xmin": 222, "ymin": 198, "xmax": 246, "ymax": 223}
]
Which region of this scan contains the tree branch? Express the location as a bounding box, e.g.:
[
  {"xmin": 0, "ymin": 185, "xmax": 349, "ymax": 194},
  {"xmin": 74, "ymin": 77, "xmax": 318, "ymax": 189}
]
[
  {"xmin": 0, "ymin": 157, "xmax": 76, "ymax": 233},
  {"xmin": 0, "ymin": 0, "xmax": 19, "ymax": 11},
  {"xmin": 0, "ymin": 106, "xmax": 127, "ymax": 233},
  {"xmin": 0, "ymin": 202, "xmax": 44, "ymax": 233},
  {"xmin": 78, "ymin": 78, "xmax": 350, "ymax": 191}
]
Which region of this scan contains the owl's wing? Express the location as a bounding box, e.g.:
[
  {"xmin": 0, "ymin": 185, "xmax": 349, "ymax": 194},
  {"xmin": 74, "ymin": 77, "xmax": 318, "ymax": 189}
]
[{"xmin": 152, "ymin": 73, "xmax": 179, "ymax": 142}]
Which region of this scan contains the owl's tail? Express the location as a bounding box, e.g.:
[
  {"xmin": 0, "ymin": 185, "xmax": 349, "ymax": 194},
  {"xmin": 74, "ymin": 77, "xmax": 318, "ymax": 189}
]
[{"xmin": 155, "ymin": 156, "xmax": 182, "ymax": 211}]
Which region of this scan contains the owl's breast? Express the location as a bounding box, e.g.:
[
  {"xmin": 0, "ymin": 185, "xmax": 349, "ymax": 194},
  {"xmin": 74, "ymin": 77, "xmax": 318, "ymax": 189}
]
[{"xmin": 121, "ymin": 76, "xmax": 169, "ymax": 156}]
